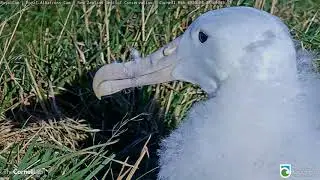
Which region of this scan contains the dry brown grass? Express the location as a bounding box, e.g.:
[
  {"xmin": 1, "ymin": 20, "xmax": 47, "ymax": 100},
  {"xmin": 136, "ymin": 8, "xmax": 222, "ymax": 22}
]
[{"xmin": 0, "ymin": 117, "xmax": 95, "ymax": 151}]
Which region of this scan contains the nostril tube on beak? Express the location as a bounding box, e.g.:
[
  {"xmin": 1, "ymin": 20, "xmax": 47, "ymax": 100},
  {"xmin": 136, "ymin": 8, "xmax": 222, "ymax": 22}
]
[
  {"xmin": 130, "ymin": 48, "xmax": 141, "ymax": 63},
  {"xmin": 163, "ymin": 44, "xmax": 177, "ymax": 56}
]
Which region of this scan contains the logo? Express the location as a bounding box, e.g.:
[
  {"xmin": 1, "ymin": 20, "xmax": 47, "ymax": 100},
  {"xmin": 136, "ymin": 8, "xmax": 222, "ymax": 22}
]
[{"xmin": 280, "ymin": 164, "xmax": 292, "ymax": 178}]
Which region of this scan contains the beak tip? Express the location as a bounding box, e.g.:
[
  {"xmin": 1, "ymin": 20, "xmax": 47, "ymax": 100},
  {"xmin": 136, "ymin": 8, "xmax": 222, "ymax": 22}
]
[
  {"xmin": 96, "ymin": 92, "xmax": 102, "ymax": 100},
  {"xmin": 94, "ymin": 92, "xmax": 102, "ymax": 100},
  {"xmin": 93, "ymin": 86, "xmax": 102, "ymax": 100}
]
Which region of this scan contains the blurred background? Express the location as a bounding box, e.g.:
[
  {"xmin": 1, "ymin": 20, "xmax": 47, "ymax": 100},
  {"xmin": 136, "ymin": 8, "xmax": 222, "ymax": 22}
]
[{"xmin": 0, "ymin": 0, "xmax": 319, "ymax": 179}]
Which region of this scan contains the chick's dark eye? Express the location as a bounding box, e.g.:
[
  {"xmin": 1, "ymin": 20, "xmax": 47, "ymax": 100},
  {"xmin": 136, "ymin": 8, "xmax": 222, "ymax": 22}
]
[{"xmin": 198, "ymin": 31, "xmax": 208, "ymax": 43}]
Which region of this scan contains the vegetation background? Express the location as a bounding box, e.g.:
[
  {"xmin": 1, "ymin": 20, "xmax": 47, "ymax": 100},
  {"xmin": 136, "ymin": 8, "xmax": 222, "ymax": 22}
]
[{"xmin": 0, "ymin": 0, "xmax": 319, "ymax": 179}]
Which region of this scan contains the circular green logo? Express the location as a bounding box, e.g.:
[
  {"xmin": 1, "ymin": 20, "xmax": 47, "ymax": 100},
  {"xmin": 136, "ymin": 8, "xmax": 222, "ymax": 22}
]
[
  {"xmin": 281, "ymin": 168, "xmax": 290, "ymax": 177},
  {"xmin": 280, "ymin": 164, "xmax": 292, "ymax": 178}
]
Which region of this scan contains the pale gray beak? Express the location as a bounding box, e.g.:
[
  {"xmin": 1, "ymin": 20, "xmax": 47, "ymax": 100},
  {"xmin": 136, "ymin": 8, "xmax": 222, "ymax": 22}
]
[{"xmin": 93, "ymin": 36, "xmax": 182, "ymax": 99}]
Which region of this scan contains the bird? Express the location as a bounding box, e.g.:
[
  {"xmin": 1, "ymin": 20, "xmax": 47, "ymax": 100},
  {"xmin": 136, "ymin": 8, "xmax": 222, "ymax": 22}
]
[{"xmin": 93, "ymin": 6, "xmax": 320, "ymax": 180}]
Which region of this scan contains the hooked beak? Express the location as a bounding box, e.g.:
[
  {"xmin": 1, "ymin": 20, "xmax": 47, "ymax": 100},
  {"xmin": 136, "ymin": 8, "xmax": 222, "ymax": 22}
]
[{"xmin": 93, "ymin": 36, "xmax": 182, "ymax": 99}]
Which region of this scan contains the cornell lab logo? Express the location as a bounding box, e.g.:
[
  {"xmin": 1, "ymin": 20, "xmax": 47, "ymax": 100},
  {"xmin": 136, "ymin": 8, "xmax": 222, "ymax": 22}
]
[{"xmin": 280, "ymin": 164, "xmax": 292, "ymax": 178}]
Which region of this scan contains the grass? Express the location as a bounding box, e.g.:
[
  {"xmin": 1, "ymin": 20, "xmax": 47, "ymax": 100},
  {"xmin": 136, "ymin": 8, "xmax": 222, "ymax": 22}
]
[{"xmin": 0, "ymin": 0, "xmax": 319, "ymax": 179}]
